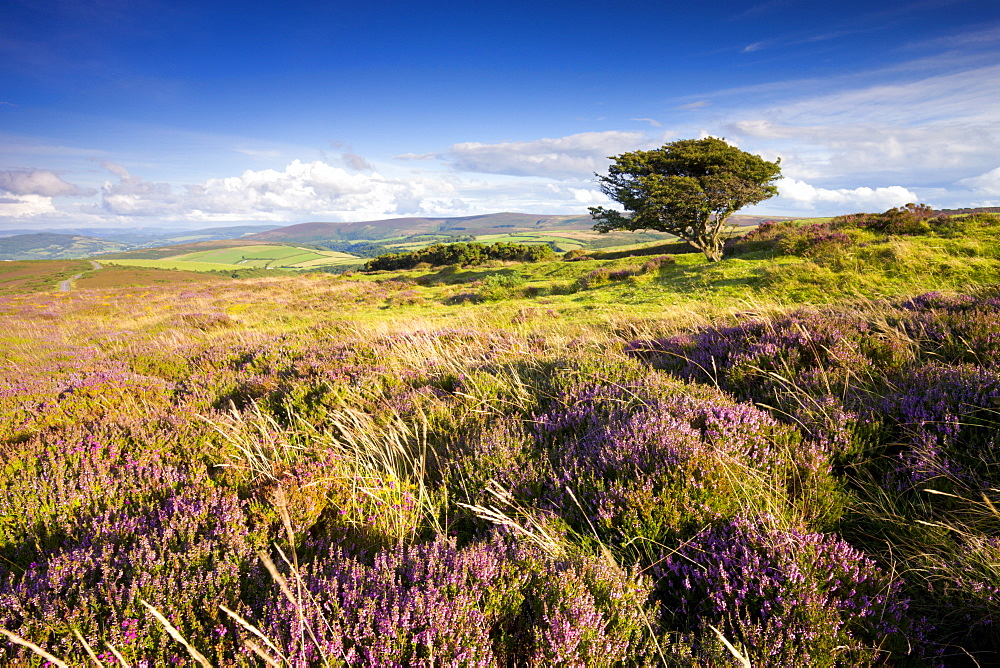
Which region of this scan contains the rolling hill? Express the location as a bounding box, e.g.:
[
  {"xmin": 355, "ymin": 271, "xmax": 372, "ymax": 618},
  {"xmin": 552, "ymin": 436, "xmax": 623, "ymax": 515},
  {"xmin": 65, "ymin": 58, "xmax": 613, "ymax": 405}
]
[
  {"xmin": 0, "ymin": 233, "xmax": 128, "ymax": 260},
  {"xmin": 247, "ymin": 211, "xmax": 786, "ymax": 243},
  {"xmin": 0, "ymin": 225, "xmax": 281, "ymax": 261},
  {"xmin": 245, "ymin": 213, "xmax": 598, "ymax": 243}
]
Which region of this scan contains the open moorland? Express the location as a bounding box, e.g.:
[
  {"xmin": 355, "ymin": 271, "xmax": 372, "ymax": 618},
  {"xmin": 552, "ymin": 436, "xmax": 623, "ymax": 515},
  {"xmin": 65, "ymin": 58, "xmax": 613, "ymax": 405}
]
[
  {"xmin": 2, "ymin": 208, "xmax": 1000, "ymax": 665},
  {"xmin": 0, "ymin": 260, "xmax": 94, "ymax": 297}
]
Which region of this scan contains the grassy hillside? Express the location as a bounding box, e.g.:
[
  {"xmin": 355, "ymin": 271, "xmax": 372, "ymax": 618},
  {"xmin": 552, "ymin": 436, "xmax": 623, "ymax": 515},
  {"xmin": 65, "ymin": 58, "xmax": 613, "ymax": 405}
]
[
  {"xmin": 2, "ymin": 209, "xmax": 999, "ymax": 665},
  {"xmin": 0, "ymin": 259, "xmax": 92, "ymax": 295},
  {"xmin": 0, "ymin": 233, "xmax": 127, "ymax": 260}
]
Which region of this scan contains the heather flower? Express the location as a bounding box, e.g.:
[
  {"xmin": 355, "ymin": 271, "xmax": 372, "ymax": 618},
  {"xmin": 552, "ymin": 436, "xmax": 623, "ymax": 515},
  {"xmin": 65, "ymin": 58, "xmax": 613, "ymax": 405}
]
[
  {"xmin": 254, "ymin": 533, "xmax": 658, "ymax": 666},
  {"xmin": 532, "ymin": 369, "xmax": 835, "ymax": 544},
  {"xmin": 876, "ymin": 362, "xmax": 1000, "ymax": 488},
  {"xmin": 657, "ymin": 515, "xmax": 916, "ymax": 666}
]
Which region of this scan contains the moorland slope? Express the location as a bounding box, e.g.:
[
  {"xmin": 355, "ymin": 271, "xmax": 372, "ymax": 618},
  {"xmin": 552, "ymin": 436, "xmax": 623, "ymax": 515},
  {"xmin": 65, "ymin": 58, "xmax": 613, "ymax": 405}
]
[{"xmin": 1, "ymin": 207, "xmax": 999, "ymax": 665}]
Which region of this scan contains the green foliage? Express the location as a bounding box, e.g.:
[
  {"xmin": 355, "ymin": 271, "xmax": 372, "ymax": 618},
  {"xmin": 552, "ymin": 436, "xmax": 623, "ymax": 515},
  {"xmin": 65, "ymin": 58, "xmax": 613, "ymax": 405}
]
[
  {"xmin": 318, "ymin": 239, "xmax": 392, "ymax": 257},
  {"xmin": 590, "ymin": 137, "xmax": 782, "ymax": 262},
  {"xmin": 365, "ymin": 241, "xmax": 557, "ymax": 271},
  {"xmin": 476, "ymin": 272, "xmax": 527, "ymax": 301}
]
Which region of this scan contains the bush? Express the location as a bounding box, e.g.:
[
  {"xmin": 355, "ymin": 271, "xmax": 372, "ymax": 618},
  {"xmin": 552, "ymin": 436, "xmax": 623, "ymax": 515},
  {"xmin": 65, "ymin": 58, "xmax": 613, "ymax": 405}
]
[
  {"xmin": 255, "ymin": 534, "xmax": 660, "ymax": 666},
  {"xmin": 365, "ymin": 242, "xmax": 556, "ymax": 271},
  {"xmin": 562, "ymin": 249, "xmax": 593, "ymax": 261},
  {"xmin": 777, "ymin": 223, "xmax": 853, "ymax": 258},
  {"xmin": 656, "ymin": 515, "xmax": 917, "ymax": 666}
]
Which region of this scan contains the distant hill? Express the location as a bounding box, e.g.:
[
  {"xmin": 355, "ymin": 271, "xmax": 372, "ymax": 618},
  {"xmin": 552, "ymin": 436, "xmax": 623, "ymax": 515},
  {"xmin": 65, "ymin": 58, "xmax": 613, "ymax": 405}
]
[
  {"xmin": 96, "ymin": 238, "xmax": 294, "ymax": 261},
  {"xmin": 934, "ymin": 206, "xmax": 1000, "ymax": 215},
  {"xmin": 247, "ymin": 213, "xmax": 597, "ymax": 243},
  {"xmin": 0, "ymin": 233, "xmax": 128, "ymax": 260},
  {"xmin": 248, "ymin": 212, "xmax": 786, "ymax": 244},
  {"xmin": 0, "ymin": 224, "xmax": 281, "ymax": 260},
  {"xmin": 106, "ymin": 224, "xmax": 282, "ymax": 245}
]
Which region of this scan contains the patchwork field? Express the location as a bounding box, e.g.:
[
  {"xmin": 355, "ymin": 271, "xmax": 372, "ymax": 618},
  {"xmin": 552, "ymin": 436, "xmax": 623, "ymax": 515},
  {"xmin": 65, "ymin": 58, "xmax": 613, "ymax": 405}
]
[
  {"xmin": 172, "ymin": 244, "xmax": 358, "ymax": 267},
  {"xmin": 2, "ymin": 208, "xmax": 1000, "ymax": 665},
  {"xmin": 103, "ymin": 244, "xmax": 362, "ymax": 272}
]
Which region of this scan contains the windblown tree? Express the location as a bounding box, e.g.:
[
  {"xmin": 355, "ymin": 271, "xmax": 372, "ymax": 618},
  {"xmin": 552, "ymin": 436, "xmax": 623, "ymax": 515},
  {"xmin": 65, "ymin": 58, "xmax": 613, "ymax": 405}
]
[{"xmin": 589, "ymin": 137, "xmax": 782, "ymax": 262}]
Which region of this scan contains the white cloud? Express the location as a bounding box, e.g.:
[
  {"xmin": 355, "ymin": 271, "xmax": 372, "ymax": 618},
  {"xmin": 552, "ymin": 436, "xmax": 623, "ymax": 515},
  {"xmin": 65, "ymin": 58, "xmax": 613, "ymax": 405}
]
[
  {"xmin": 568, "ymin": 188, "xmax": 610, "ymax": 205},
  {"xmin": 444, "ymin": 131, "xmax": 659, "ymax": 179},
  {"xmin": 0, "ymin": 193, "xmax": 58, "ymax": 218},
  {"xmin": 96, "ymin": 159, "xmax": 461, "ymax": 222},
  {"xmin": 0, "ymin": 169, "xmax": 90, "ymax": 197},
  {"xmin": 777, "ymin": 177, "xmax": 917, "ymax": 211},
  {"xmin": 101, "ymin": 162, "xmax": 179, "ymax": 216},
  {"xmin": 958, "ymin": 166, "xmax": 1000, "ymax": 195},
  {"xmin": 631, "ymin": 118, "xmax": 663, "ymax": 127}
]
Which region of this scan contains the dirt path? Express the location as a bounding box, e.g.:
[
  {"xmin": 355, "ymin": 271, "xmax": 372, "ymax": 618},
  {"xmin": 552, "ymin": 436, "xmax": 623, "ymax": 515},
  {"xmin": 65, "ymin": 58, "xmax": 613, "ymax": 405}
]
[{"xmin": 58, "ymin": 260, "xmax": 103, "ymax": 291}]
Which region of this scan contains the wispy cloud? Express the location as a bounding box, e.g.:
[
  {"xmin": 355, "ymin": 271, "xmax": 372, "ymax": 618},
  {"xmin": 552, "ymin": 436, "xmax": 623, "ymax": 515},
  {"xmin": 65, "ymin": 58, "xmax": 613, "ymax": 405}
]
[
  {"xmin": 340, "ymin": 153, "xmax": 372, "ymax": 171},
  {"xmin": 0, "ymin": 169, "xmax": 92, "ymax": 197},
  {"xmin": 724, "ymin": 63, "xmax": 1000, "ymax": 192},
  {"xmin": 235, "ymin": 147, "xmax": 282, "ymax": 159},
  {"xmin": 902, "ymin": 22, "xmax": 1000, "ymax": 52},
  {"xmin": 631, "ymin": 118, "xmax": 662, "ymax": 127},
  {"xmin": 443, "ymin": 131, "xmax": 660, "ymax": 179},
  {"xmin": 394, "ymin": 152, "xmax": 440, "ymax": 161},
  {"xmin": 959, "ymin": 167, "xmax": 1000, "ymax": 196},
  {"xmin": 732, "ymin": 0, "xmax": 798, "ymax": 21}
]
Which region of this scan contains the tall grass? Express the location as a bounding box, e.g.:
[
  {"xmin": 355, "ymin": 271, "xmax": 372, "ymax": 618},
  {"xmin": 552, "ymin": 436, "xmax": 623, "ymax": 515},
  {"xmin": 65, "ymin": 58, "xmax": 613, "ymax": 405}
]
[{"xmin": 2, "ymin": 220, "xmax": 1000, "ymax": 663}]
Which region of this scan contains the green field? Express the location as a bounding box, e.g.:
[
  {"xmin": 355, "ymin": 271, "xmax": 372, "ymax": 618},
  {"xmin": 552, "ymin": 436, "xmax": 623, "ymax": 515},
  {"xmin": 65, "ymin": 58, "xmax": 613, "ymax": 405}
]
[
  {"xmin": 174, "ymin": 244, "xmax": 358, "ymax": 268},
  {"xmin": 104, "ymin": 244, "xmax": 364, "ymax": 272},
  {"xmin": 103, "ymin": 259, "xmax": 251, "ymax": 272}
]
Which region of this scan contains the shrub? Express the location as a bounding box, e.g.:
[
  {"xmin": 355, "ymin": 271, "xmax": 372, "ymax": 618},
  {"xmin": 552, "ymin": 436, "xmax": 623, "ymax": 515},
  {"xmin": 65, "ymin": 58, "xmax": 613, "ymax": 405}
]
[
  {"xmin": 726, "ymin": 221, "xmax": 851, "ymax": 258},
  {"xmin": 656, "ymin": 515, "xmax": 917, "ymax": 666},
  {"xmin": 573, "ymin": 266, "xmax": 640, "ymax": 290},
  {"xmin": 531, "ymin": 370, "xmax": 838, "ymax": 546},
  {"xmin": 562, "ymin": 249, "xmax": 593, "ymax": 262},
  {"xmin": 877, "ymin": 362, "xmax": 1000, "ymax": 489},
  {"xmin": 255, "ymin": 534, "xmax": 659, "ymax": 666},
  {"xmin": 476, "ymin": 272, "xmax": 526, "ymax": 301},
  {"xmin": 724, "ymin": 220, "xmax": 798, "ymax": 256},
  {"xmin": 777, "ymin": 223, "xmax": 853, "ymax": 258},
  {"xmin": 640, "ymin": 255, "xmax": 675, "ymax": 273},
  {"xmin": 365, "ymin": 242, "xmax": 556, "ymax": 271}
]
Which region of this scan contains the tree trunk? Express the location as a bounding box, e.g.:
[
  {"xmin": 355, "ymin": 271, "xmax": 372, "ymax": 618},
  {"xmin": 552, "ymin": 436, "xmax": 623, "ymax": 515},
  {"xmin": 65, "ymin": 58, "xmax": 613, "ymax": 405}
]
[{"xmin": 688, "ymin": 236, "xmax": 723, "ymax": 262}]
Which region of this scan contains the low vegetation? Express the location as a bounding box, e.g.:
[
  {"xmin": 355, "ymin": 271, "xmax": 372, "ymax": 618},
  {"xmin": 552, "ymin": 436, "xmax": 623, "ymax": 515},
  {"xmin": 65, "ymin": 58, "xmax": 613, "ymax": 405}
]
[
  {"xmin": 1, "ymin": 206, "xmax": 999, "ymax": 665},
  {"xmin": 0, "ymin": 259, "xmax": 91, "ymax": 296},
  {"xmin": 364, "ymin": 241, "xmax": 557, "ymax": 271}
]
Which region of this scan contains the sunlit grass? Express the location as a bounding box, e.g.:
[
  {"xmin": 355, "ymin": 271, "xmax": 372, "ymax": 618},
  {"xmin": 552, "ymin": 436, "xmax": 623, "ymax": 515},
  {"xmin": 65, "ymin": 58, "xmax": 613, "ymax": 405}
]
[{"xmin": 2, "ymin": 213, "xmax": 1000, "ymax": 664}]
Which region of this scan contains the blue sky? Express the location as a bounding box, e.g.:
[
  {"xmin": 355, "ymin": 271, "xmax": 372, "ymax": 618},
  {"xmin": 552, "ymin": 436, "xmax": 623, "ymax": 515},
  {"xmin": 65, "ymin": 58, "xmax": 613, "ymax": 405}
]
[{"xmin": 2, "ymin": 0, "xmax": 999, "ymax": 230}]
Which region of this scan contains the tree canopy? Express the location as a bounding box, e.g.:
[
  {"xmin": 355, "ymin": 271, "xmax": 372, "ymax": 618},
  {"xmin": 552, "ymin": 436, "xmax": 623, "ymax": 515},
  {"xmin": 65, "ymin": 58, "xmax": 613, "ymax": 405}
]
[{"xmin": 589, "ymin": 138, "xmax": 782, "ymax": 262}]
